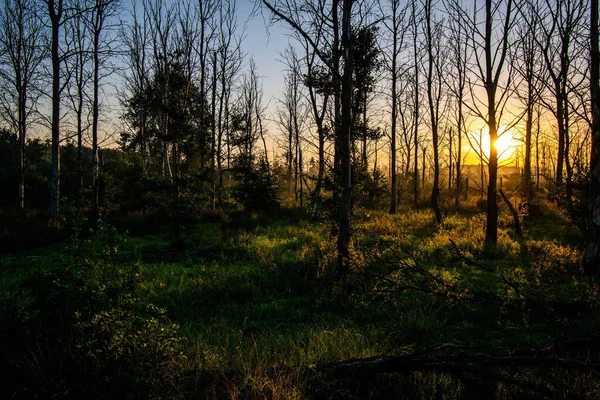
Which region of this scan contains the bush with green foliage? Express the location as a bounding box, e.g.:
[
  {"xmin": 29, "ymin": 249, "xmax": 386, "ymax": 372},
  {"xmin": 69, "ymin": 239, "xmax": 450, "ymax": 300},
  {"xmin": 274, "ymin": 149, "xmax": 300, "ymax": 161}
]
[
  {"xmin": 353, "ymin": 163, "xmax": 389, "ymax": 209},
  {"xmin": 0, "ymin": 227, "xmax": 185, "ymax": 399},
  {"xmin": 232, "ymin": 154, "xmax": 280, "ymax": 212}
]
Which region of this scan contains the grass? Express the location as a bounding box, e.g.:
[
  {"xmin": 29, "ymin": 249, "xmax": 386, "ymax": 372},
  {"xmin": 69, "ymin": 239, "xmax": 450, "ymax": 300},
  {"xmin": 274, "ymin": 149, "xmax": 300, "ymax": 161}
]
[{"xmin": 1, "ymin": 199, "xmax": 599, "ymax": 398}]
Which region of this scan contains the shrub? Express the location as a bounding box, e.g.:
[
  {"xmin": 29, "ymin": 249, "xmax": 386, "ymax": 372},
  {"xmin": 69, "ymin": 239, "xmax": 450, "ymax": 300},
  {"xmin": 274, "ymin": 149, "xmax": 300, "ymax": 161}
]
[
  {"xmin": 232, "ymin": 154, "xmax": 280, "ymax": 212},
  {"xmin": 76, "ymin": 296, "xmax": 185, "ymax": 398},
  {"xmin": 1, "ymin": 229, "xmax": 185, "ymax": 399}
]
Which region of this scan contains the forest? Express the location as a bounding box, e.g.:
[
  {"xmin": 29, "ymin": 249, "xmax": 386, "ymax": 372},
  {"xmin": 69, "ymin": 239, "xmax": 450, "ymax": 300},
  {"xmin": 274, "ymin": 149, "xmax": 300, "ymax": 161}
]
[{"xmin": 1, "ymin": 0, "xmax": 600, "ymax": 398}]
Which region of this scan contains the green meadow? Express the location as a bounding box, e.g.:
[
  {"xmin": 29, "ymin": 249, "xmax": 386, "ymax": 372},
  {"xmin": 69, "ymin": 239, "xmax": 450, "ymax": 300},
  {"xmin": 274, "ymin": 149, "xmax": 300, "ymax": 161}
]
[{"xmin": 1, "ymin": 200, "xmax": 598, "ymax": 399}]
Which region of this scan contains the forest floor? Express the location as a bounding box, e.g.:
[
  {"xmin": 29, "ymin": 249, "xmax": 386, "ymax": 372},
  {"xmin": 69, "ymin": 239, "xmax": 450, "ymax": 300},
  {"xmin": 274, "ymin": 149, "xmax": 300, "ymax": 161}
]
[{"xmin": 1, "ymin": 199, "xmax": 599, "ymax": 399}]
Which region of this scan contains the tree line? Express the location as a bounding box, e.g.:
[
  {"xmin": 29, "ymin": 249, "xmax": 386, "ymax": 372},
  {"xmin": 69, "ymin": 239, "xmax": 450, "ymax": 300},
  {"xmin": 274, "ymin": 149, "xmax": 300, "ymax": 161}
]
[{"xmin": 0, "ymin": 0, "xmax": 599, "ymax": 271}]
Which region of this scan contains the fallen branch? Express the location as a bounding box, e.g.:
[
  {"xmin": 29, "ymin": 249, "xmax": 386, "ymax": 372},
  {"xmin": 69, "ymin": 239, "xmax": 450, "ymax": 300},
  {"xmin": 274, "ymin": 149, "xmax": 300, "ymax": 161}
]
[
  {"xmin": 316, "ymin": 335, "xmax": 600, "ymax": 397},
  {"xmin": 499, "ymin": 189, "xmax": 522, "ymax": 236},
  {"xmin": 183, "ymin": 334, "xmax": 600, "ymax": 398},
  {"xmin": 448, "ymin": 239, "xmax": 595, "ymax": 315}
]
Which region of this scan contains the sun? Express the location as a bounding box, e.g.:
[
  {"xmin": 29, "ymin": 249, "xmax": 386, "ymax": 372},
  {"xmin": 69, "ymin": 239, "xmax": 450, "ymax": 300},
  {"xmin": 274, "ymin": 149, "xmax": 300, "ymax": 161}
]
[
  {"xmin": 493, "ymin": 129, "xmax": 515, "ymax": 158},
  {"xmin": 464, "ymin": 125, "xmax": 519, "ymax": 165}
]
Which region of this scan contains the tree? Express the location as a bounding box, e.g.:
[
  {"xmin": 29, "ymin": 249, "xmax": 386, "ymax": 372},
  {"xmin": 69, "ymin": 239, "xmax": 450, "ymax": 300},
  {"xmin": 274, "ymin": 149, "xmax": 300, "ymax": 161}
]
[
  {"xmin": 261, "ymin": 0, "xmax": 355, "ymax": 269},
  {"xmin": 65, "ymin": 0, "xmax": 92, "ymax": 202},
  {"xmin": 301, "ymin": 37, "xmax": 331, "ymax": 218},
  {"xmin": 381, "ymin": 0, "xmax": 400, "ymax": 213},
  {"xmin": 411, "ymin": 0, "xmax": 422, "ymax": 206},
  {"xmin": 351, "ymin": 25, "xmax": 382, "ymax": 169},
  {"xmin": 337, "ymin": 0, "xmax": 354, "ymax": 269},
  {"xmin": 512, "ymin": 2, "xmax": 542, "ymax": 202},
  {"xmin": 456, "ymin": 0, "xmax": 515, "ymax": 247},
  {"xmin": 0, "ymin": 0, "xmax": 45, "ymax": 209},
  {"xmin": 146, "ymin": 0, "xmax": 177, "ymax": 183},
  {"xmin": 120, "ymin": 0, "xmax": 150, "ymax": 168},
  {"xmin": 521, "ymin": 0, "xmax": 587, "ymax": 213},
  {"xmin": 423, "ymin": 0, "xmax": 445, "ymax": 224},
  {"xmin": 585, "ymin": 0, "xmax": 600, "ymax": 274},
  {"xmin": 193, "ymin": 0, "xmax": 218, "ymax": 197},
  {"xmin": 89, "ymin": 0, "xmax": 120, "ymax": 222},
  {"xmin": 445, "ymin": 0, "xmax": 469, "ymax": 206},
  {"xmin": 276, "ymin": 45, "xmax": 307, "ymax": 202},
  {"xmin": 213, "ymin": 0, "xmax": 244, "ymax": 207},
  {"xmin": 46, "ymin": 0, "xmax": 62, "ymax": 219},
  {"xmin": 380, "ymin": 0, "xmax": 408, "ymax": 214},
  {"xmin": 230, "ymin": 58, "xmax": 266, "ymax": 163}
]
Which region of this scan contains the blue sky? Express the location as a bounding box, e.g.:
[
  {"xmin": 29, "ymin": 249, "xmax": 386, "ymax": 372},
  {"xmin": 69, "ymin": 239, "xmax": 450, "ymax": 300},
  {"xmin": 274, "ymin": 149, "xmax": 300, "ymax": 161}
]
[{"xmin": 240, "ymin": 0, "xmax": 291, "ymax": 110}]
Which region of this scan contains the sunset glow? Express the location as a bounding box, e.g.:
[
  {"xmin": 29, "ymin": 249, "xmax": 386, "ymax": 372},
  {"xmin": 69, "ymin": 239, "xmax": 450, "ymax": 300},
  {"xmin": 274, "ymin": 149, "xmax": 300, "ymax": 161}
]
[{"xmin": 465, "ymin": 126, "xmax": 519, "ymax": 165}]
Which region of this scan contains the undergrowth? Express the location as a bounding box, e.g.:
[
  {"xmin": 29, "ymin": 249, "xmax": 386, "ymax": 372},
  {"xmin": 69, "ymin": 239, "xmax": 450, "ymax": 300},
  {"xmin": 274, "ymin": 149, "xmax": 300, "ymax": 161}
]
[{"xmin": 0, "ymin": 201, "xmax": 598, "ymax": 399}]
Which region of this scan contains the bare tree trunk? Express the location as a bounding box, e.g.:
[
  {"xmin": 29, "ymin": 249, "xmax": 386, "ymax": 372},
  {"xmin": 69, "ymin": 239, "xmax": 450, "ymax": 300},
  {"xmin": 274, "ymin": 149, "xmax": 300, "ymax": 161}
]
[
  {"xmin": 388, "ymin": 0, "xmax": 399, "ymax": 214},
  {"xmin": 425, "ymin": 0, "xmax": 442, "ymax": 224},
  {"xmin": 211, "ymin": 50, "xmax": 217, "ymax": 210},
  {"xmin": 1, "ymin": 0, "xmax": 43, "ymax": 210},
  {"xmin": 18, "ymin": 82, "xmax": 26, "ymax": 209},
  {"xmin": 288, "ymin": 117, "xmax": 293, "ymax": 195},
  {"xmin": 412, "ymin": 0, "xmax": 420, "ymax": 207},
  {"xmin": 480, "ymin": 132, "xmax": 485, "ymax": 199},
  {"xmin": 585, "ymin": 0, "xmax": 600, "ymax": 274},
  {"xmin": 483, "ymin": 0, "xmax": 508, "ymax": 248},
  {"xmin": 305, "ymin": 44, "xmax": 329, "ymax": 218},
  {"xmin": 258, "ymin": 113, "xmax": 269, "ymax": 173},
  {"xmin": 76, "ymin": 75, "xmax": 85, "ymax": 201},
  {"xmin": 448, "ymin": 129, "xmax": 453, "ymax": 193},
  {"xmin": 536, "ymin": 106, "xmax": 541, "ymax": 190},
  {"xmin": 338, "ymin": 0, "xmax": 353, "ymax": 270},
  {"xmin": 91, "ymin": 0, "xmax": 115, "ymax": 225},
  {"xmin": 524, "ymin": 94, "xmax": 533, "ymax": 202},
  {"xmin": 361, "ymin": 106, "xmax": 368, "ymax": 166},
  {"xmin": 563, "ymin": 81, "xmax": 573, "ymax": 212},
  {"xmin": 217, "ymin": 59, "xmax": 224, "ymax": 208},
  {"xmin": 555, "ymin": 80, "xmax": 566, "ymax": 188},
  {"xmin": 48, "ymin": 0, "xmax": 63, "ymax": 220},
  {"xmin": 453, "ymin": 15, "xmax": 465, "ymax": 207},
  {"xmin": 422, "ymin": 145, "xmax": 425, "ymax": 186}
]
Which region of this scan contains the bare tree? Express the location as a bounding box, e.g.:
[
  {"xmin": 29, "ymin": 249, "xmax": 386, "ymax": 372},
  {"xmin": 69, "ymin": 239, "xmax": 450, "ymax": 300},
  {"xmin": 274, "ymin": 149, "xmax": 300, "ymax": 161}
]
[
  {"xmin": 423, "ymin": 0, "xmax": 445, "ymax": 224},
  {"xmin": 302, "ymin": 37, "xmax": 330, "ymax": 218},
  {"xmin": 380, "ymin": 0, "xmax": 408, "ymax": 214},
  {"xmin": 585, "ymin": 0, "xmax": 600, "ymax": 274},
  {"xmin": 120, "ymin": 0, "xmax": 151, "ymax": 168},
  {"xmin": 445, "ymin": 0, "xmax": 469, "ymax": 206},
  {"xmin": 65, "ymin": 0, "xmax": 91, "ymax": 201},
  {"xmin": 214, "ymin": 0, "xmax": 243, "ymax": 207},
  {"xmin": 397, "ymin": 69, "xmax": 417, "ymax": 195},
  {"xmin": 525, "ymin": 0, "xmax": 587, "ymax": 211},
  {"xmin": 457, "ymin": 0, "xmax": 516, "ymax": 247},
  {"xmin": 511, "ymin": 3, "xmax": 543, "ymax": 202},
  {"xmin": 0, "ymin": 0, "xmax": 45, "ymax": 209},
  {"xmin": 233, "ymin": 58, "xmax": 264, "ymax": 160},
  {"xmin": 337, "ymin": 0, "xmax": 354, "ymax": 269},
  {"xmin": 146, "ymin": 0, "xmax": 177, "ymax": 183},
  {"xmin": 410, "ymin": 0, "xmax": 422, "ymax": 206},
  {"xmin": 89, "ymin": 0, "xmax": 120, "ymax": 222},
  {"xmin": 44, "ymin": 0, "xmax": 73, "ymax": 219},
  {"xmin": 194, "ymin": 0, "xmax": 218, "ymax": 195},
  {"xmin": 276, "ymin": 45, "xmax": 307, "ymax": 201}
]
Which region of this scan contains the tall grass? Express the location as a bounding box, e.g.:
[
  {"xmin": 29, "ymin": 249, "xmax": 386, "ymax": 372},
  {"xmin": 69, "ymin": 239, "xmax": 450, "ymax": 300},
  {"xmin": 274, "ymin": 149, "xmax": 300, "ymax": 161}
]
[{"xmin": 1, "ymin": 202, "xmax": 598, "ymax": 398}]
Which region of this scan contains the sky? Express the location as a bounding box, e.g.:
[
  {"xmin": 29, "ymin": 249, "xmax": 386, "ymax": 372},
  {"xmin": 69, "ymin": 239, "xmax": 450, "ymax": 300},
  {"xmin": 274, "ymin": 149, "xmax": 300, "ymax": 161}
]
[
  {"xmin": 238, "ymin": 0, "xmax": 297, "ymax": 149},
  {"xmin": 240, "ymin": 0, "xmax": 290, "ymax": 105}
]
